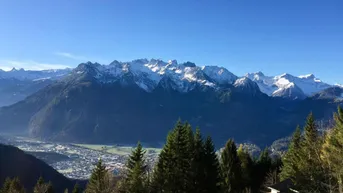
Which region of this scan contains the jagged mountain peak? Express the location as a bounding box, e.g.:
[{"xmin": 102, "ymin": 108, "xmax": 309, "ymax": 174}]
[
  {"xmin": 272, "ymin": 83, "xmax": 306, "ymax": 100},
  {"xmin": 0, "ymin": 59, "xmax": 340, "ymax": 100},
  {"xmin": 233, "ymin": 77, "xmax": 263, "ymax": 95},
  {"xmin": 201, "ymin": 65, "xmax": 237, "ymax": 85},
  {"xmin": 168, "ymin": 59, "xmax": 178, "ymax": 65},
  {"xmin": 244, "ymin": 71, "xmax": 332, "ymax": 99},
  {"xmin": 70, "ymin": 59, "xmax": 238, "ymax": 92}
]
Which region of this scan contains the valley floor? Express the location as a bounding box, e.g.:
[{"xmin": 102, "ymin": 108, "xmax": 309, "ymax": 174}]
[{"xmin": 0, "ymin": 135, "xmax": 159, "ymax": 179}]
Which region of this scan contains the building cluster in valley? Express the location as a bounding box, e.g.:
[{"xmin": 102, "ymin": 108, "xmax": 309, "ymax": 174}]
[{"xmin": 0, "ymin": 135, "xmax": 159, "ymax": 179}]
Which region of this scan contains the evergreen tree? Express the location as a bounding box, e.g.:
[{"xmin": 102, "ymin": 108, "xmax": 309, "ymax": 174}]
[
  {"xmin": 203, "ymin": 136, "xmax": 221, "ymax": 193},
  {"xmin": 237, "ymin": 144, "xmax": 253, "ymax": 191},
  {"xmin": 118, "ymin": 142, "xmax": 148, "ymax": 193},
  {"xmin": 322, "ymin": 106, "xmax": 343, "ymax": 193},
  {"xmin": 220, "ymin": 139, "xmax": 242, "ymax": 193},
  {"xmin": 297, "ymin": 112, "xmax": 327, "ymax": 192},
  {"xmin": 280, "ymin": 126, "xmax": 302, "ymax": 181},
  {"xmin": 0, "ymin": 177, "xmax": 25, "ymax": 193},
  {"xmin": 72, "ymin": 183, "xmax": 80, "ymax": 193},
  {"xmin": 0, "ymin": 178, "xmax": 11, "ymax": 193},
  {"xmin": 126, "ymin": 142, "xmax": 146, "ymax": 171},
  {"xmin": 85, "ymin": 159, "xmax": 115, "ymax": 193},
  {"xmin": 150, "ymin": 121, "xmax": 194, "ymax": 193},
  {"xmin": 190, "ymin": 128, "xmax": 206, "ymax": 193},
  {"xmin": 150, "ymin": 130, "xmax": 175, "ymax": 193},
  {"xmin": 33, "ymin": 177, "xmax": 54, "ymax": 193},
  {"xmin": 255, "ymin": 148, "xmax": 272, "ymax": 192}
]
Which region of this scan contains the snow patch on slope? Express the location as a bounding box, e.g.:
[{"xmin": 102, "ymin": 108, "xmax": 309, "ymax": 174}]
[{"xmin": 201, "ymin": 66, "xmax": 237, "ymax": 84}]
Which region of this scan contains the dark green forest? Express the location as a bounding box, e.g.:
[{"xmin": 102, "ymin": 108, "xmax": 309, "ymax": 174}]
[{"xmin": 2, "ymin": 106, "xmax": 343, "ymax": 193}]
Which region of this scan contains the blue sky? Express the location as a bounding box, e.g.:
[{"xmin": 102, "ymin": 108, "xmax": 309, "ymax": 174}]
[{"xmin": 0, "ymin": 0, "xmax": 342, "ymax": 84}]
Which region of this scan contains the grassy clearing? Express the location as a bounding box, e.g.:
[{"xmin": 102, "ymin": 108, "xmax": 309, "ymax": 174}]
[{"xmin": 58, "ymin": 168, "xmax": 73, "ymax": 174}]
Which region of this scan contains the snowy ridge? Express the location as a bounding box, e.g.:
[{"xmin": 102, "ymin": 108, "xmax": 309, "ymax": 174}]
[
  {"xmin": 0, "ymin": 59, "xmax": 340, "ymax": 100},
  {"xmin": 74, "ymin": 59, "xmax": 237, "ymax": 92},
  {"xmin": 245, "ymin": 72, "xmax": 332, "ymax": 99}
]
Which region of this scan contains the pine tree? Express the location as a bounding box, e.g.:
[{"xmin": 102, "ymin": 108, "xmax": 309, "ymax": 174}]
[
  {"xmin": 33, "ymin": 177, "xmax": 54, "ymax": 193},
  {"xmin": 255, "ymin": 148, "xmax": 272, "ymax": 192},
  {"xmin": 237, "ymin": 144, "xmax": 253, "ymax": 190},
  {"xmin": 0, "ymin": 177, "xmax": 25, "ymax": 193},
  {"xmin": 118, "ymin": 142, "xmax": 148, "ymax": 193},
  {"xmin": 150, "ymin": 130, "xmax": 175, "ymax": 193},
  {"xmin": 322, "ymin": 106, "xmax": 343, "ymax": 193},
  {"xmin": 170, "ymin": 121, "xmax": 193, "ymax": 192},
  {"xmin": 150, "ymin": 121, "xmax": 194, "ymax": 193},
  {"xmin": 297, "ymin": 112, "xmax": 327, "ymax": 192},
  {"xmin": 203, "ymin": 136, "xmax": 221, "ymax": 193},
  {"xmin": 220, "ymin": 139, "xmax": 242, "ymax": 193},
  {"xmin": 0, "ymin": 178, "xmax": 11, "ymax": 193},
  {"xmin": 85, "ymin": 159, "xmax": 115, "ymax": 193},
  {"xmin": 126, "ymin": 142, "xmax": 146, "ymax": 171},
  {"xmin": 280, "ymin": 126, "xmax": 302, "ymax": 181},
  {"xmin": 190, "ymin": 128, "xmax": 206, "ymax": 193},
  {"xmin": 72, "ymin": 183, "xmax": 80, "ymax": 193}
]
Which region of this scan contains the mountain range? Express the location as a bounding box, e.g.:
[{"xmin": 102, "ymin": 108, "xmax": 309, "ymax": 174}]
[
  {"xmin": 0, "ymin": 59, "xmax": 342, "ymax": 147},
  {"xmin": 0, "ymin": 60, "xmax": 341, "ymax": 105}
]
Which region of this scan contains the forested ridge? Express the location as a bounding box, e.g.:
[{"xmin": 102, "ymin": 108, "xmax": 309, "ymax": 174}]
[{"xmin": 2, "ymin": 106, "xmax": 343, "ymax": 193}]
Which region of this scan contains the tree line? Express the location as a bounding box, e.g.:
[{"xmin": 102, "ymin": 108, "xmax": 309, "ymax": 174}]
[
  {"xmin": 280, "ymin": 106, "xmax": 343, "ymax": 193},
  {"xmin": 85, "ymin": 121, "xmax": 281, "ymax": 193},
  {"xmin": 0, "ymin": 176, "xmax": 80, "ymax": 193},
  {"xmin": 1, "ymin": 106, "xmax": 343, "ymax": 193}
]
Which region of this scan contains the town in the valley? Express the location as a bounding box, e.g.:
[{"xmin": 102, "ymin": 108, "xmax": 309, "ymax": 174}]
[{"xmin": 0, "ymin": 134, "xmax": 159, "ymax": 180}]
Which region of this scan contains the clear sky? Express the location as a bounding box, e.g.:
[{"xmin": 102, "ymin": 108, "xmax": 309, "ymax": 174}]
[{"xmin": 0, "ymin": 0, "xmax": 342, "ymax": 84}]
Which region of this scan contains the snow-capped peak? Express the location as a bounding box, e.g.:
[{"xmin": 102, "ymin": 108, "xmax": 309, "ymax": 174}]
[
  {"xmin": 74, "ymin": 59, "xmax": 237, "ymax": 92},
  {"xmin": 245, "ymin": 72, "xmax": 332, "ymax": 99},
  {"xmin": 201, "ymin": 66, "xmax": 237, "ymax": 84},
  {"xmin": 0, "ymin": 59, "xmax": 340, "ymax": 100}
]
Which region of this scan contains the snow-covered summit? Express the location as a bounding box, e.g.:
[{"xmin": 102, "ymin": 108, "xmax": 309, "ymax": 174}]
[
  {"xmin": 74, "ymin": 59, "xmax": 238, "ymax": 92},
  {"xmin": 245, "ymin": 72, "xmax": 332, "ymax": 99},
  {"xmin": 0, "ymin": 59, "xmax": 340, "ymax": 100}
]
